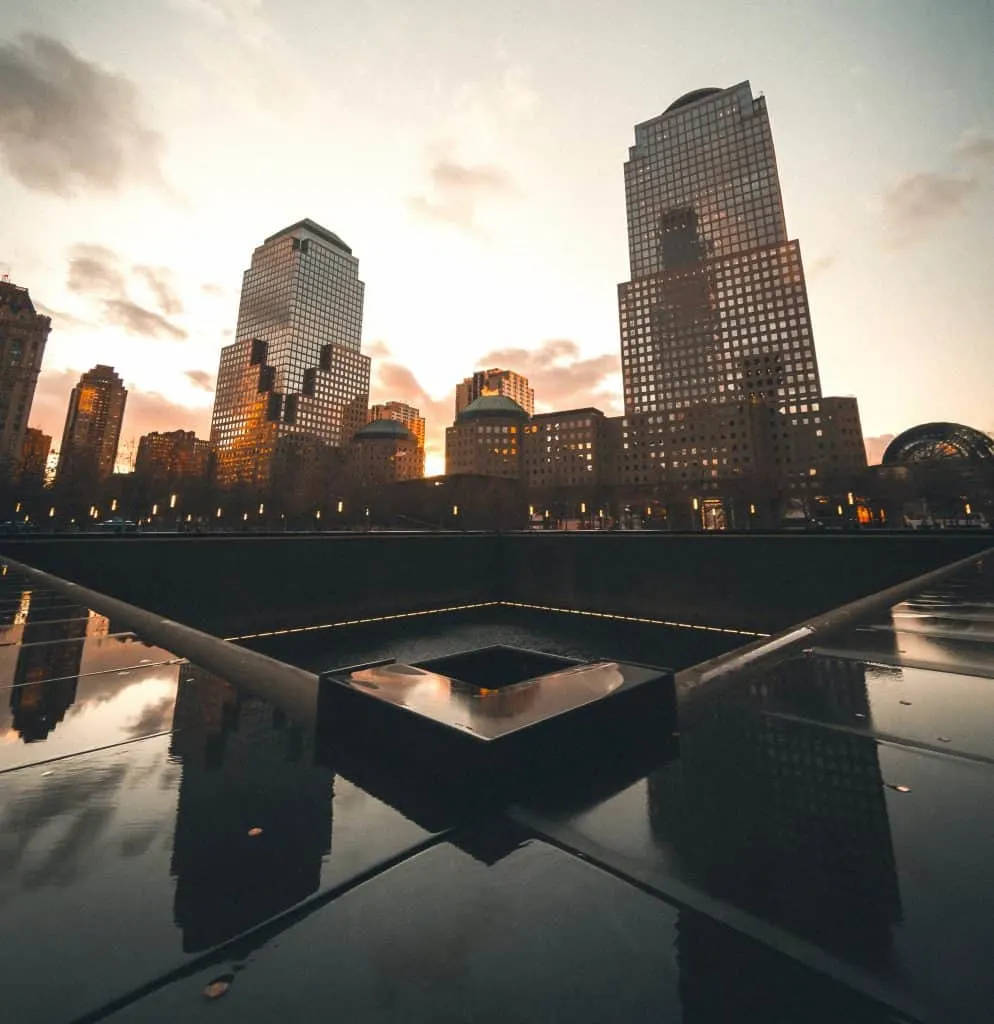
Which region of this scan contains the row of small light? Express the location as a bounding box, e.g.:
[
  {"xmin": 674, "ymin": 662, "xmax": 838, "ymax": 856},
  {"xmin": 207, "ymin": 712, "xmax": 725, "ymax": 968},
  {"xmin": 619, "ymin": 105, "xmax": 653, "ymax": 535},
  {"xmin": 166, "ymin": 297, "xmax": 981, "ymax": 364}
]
[
  {"xmin": 222, "ymin": 599, "xmax": 767, "ymax": 643},
  {"xmin": 223, "ymin": 601, "xmax": 501, "ymax": 642}
]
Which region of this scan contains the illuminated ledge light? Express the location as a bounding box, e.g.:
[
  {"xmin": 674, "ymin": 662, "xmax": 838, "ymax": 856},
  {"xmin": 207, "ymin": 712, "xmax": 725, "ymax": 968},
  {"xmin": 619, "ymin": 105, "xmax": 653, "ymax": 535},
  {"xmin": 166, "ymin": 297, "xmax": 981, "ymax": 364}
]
[
  {"xmin": 224, "ymin": 600, "xmax": 767, "ymax": 643},
  {"xmin": 499, "ymin": 601, "xmax": 769, "ymax": 638},
  {"xmin": 223, "ymin": 602, "xmax": 501, "ymax": 642}
]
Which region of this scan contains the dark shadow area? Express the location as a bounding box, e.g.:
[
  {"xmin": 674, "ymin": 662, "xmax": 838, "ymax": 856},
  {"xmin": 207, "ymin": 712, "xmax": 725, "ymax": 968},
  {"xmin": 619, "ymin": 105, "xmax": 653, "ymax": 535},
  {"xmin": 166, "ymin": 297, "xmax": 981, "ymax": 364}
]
[{"xmin": 0, "ymin": 531, "xmax": 987, "ymax": 637}]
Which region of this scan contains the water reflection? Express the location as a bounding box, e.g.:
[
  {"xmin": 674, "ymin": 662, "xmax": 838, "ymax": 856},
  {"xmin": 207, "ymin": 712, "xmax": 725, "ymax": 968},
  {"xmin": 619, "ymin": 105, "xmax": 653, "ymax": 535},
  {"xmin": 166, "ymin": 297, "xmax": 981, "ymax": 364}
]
[
  {"xmin": 168, "ymin": 666, "xmax": 334, "ymax": 952},
  {"xmin": 650, "ymin": 665, "xmax": 902, "ymax": 971},
  {"xmin": 8, "ymin": 598, "xmax": 90, "ymax": 741}
]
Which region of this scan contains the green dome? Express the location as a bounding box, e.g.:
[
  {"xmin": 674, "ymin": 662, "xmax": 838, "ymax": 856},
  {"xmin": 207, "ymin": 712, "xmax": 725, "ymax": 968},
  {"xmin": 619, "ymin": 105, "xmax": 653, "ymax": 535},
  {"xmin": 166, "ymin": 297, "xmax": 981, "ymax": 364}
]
[
  {"xmin": 457, "ymin": 395, "xmax": 528, "ymax": 421},
  {"xmin": 354, "ymin": 418, "xmax": 413, "ymax": 441}
]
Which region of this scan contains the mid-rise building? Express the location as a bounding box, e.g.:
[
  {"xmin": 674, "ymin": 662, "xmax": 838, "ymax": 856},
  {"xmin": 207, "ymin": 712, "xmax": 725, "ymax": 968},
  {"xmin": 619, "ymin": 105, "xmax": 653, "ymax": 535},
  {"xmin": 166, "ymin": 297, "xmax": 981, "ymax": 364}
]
[
  {"xmin": 349, "ymin": 419, "xmax": 422, "ymax": 487},
  {"xmin": 135, "ymin": 430, "xmax": 211, "ymax": 481},
  {"xmin": 445, "ymin": 395, "xmax": 527, "ymax": 477},
  {"xmin": 368, "ymin": 401, "xmax": 425, "ymax": 476},
  {"xmin": 210, "ymin": 220, "xmax": 371, "ymax": 488},
  {"xmin": 455, "ymin": 369, "xmax": 534, "ymax": 417},
  {"xmin": 0, "ymin": 280, "xmax": 50, "ymax": 472},
  {"xmin": 19, "ymin": 427, "xmax": 52, "ymax": 482},
  {"xmin": 56, "ymin": 365, "xmax": 127, "ymax": 482},
  {"xmin": 522, "ymin": 409, "xmax": 608, "ymax": 489}
]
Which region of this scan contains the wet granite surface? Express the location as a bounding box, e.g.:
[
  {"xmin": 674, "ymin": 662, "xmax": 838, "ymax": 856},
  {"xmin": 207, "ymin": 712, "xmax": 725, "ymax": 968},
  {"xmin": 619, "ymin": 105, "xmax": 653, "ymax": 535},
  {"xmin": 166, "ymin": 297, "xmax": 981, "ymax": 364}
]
[{"xmin": 3, "ymin": 554, "xmax": 994, "ymax": 1022}]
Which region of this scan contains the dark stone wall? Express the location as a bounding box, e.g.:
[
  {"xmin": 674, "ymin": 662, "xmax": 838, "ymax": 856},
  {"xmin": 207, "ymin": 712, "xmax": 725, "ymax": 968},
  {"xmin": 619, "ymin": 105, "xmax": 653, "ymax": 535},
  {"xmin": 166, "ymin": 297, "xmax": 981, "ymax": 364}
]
[
  {"xmin": 1, "ymin": 531, "xmax": 988, "ymax": 637},
  {"xmin": 0, "ymin": 533, "xmax": 503, "ymax": 637},
  {"xmin": 499, "ymin": 532, "xmax": 991, "ymax": 632}
]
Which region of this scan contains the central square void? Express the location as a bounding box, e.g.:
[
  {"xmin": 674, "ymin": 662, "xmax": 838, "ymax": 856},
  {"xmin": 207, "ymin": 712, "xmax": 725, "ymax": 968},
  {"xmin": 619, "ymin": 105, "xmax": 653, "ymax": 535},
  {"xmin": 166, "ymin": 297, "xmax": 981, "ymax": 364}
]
[{"xmin": 413, "ymin": 644, "xmax": 580, "ymax": 690}]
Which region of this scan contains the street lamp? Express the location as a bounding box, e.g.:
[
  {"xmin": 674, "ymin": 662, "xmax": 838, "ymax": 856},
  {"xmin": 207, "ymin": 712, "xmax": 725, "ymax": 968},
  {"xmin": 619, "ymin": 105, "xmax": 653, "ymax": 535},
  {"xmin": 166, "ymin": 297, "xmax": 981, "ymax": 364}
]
[
  {"xmin": 216, "ymin": 507, "xmax": 223, "ymax": 519},
  {"xmin": 169, "ymin": 493, "xmax": 177, "ymax": 509}
]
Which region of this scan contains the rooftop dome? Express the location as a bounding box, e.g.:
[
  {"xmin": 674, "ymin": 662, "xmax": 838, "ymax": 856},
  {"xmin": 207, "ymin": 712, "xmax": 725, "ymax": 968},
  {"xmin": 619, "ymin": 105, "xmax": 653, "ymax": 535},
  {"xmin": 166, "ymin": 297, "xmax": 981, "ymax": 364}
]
[
  {"xmin": 457, "ymin": 395, "xmax": 529, "ymax": 421},
  {"xmin": 882, "ymin": 422, "xmax": 994, "ymax": 466},
  {"xmin": 664, "ymin": 87, "xmax": 724, "ymax": 113},
  {"xmin": 353, "ymin": 418, "xmax": 413, "ymax": 441}
]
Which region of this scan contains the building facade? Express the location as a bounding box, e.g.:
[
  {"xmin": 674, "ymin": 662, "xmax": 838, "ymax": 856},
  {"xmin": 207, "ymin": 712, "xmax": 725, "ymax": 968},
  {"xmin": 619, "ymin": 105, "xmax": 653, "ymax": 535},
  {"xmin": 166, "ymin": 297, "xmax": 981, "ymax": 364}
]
[
  {"xmin": 135, "ymin": 430, "xmax": 211, "ymax": 481},
  {"xmin": 0, "ymin": 280, "xmax": 50, "ymax": 473},
  {"xmin": 455, "ymin": 369, "xmax": 534, "ymax": 417},
  {"xmin": 445, "ymin": 395, "xmax": 528, "ymax": 477},
  {"xmin": 616, "ymin": 82, "xmax": 864, "ymax": 507},
  {"xmin": 349, "ymin": 419, "xmax": 422, "ymax": 487},
  {"xmin": 522, "ymin": 409, "xmax": 608, "ymax": 490},
  {"xmin": 210, "ymin": 220, "xmax": 371, "ymax": 488},
  {"xmin": 19, "ymin": 427, "xmax": 52, "ymax": 482},
  {"xmin": 56, "ymin": 365, "xmax": 127, "ymax": 483},
  {"xmin": 368, "ymin": 401, "xmax": 426, "ymax": 476}
]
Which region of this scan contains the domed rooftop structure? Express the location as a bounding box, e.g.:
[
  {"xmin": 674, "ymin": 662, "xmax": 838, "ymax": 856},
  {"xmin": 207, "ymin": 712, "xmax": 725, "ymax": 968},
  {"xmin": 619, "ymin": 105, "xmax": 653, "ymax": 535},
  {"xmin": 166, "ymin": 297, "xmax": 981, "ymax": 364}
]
[
  {"xmin": 882, "ymin": 422, "xmax": 994, "ymax": 466},
  {"xmin": 457, "ymin": 395, "xmax": 529, "ymax": 421},
  {"xmin": 353, "ymin": 418, "xmax": 413, "ymax": 441},
  {"xmin": 665, "ymin": 87, "xmax": 724, "ymax": 113}
]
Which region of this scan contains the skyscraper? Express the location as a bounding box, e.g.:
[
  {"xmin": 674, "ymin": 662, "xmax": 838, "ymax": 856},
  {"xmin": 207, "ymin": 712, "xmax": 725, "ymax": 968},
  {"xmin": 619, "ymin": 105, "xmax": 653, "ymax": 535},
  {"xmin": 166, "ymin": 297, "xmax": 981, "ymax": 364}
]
[
  {"xmin": 455, "ymin": 369, "xmax": 534, "ymax": 417},
  {"xmin": 0, "ymin": 279, "xmax": 50, "ymax": 473},
  {"xmin": 210, "ymin": 220, "xmax": 371, "ymax": 488},
  {"xmin": 56, "ymin": 365, "xmax": 127, "ymax": 482},
  {"xmin": 619, "ymin": 83, "xmax": 820, "ymax": 417},
  {"xmin": 614, "ymin": 83, "xmax": 864, "ymax": 502}
]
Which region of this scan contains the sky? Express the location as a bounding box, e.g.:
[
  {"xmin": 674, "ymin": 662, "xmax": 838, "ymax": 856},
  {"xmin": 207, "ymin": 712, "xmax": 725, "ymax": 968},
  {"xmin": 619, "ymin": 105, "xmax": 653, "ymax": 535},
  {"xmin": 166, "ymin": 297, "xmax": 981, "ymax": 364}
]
[{"xmin": 1, "ymin": 0, "xmax": 992, "ymax": 475}]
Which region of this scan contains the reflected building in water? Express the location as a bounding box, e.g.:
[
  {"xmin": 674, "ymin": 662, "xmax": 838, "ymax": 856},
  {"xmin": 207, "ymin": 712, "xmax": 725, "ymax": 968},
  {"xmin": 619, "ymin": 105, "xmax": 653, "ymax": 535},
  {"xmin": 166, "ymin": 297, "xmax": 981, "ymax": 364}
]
[
  {"xmin": 9, "ymin": 596, "xmax": 90, "ymax": 742},
  {"xmin": 168, "ymin": 666, "xmax": 334, "ymax": 951},
  {"xmin": 650, "ymin": 655, "xmax": 901, "ymax": 970},
  {"xmin": 210, "ymin": 220, "xmax": 371, "ymax": 488}
]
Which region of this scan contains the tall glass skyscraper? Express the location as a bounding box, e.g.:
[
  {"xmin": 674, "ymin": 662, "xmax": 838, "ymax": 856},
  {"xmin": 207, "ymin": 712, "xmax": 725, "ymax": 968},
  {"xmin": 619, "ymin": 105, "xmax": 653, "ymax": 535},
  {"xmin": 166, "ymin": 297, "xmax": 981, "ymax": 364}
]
[
  {"xmin": 57, "ymin": 365, "xmax": 128, "ymax": 482},
  {"xmin": 619, "ymin": 82, "xmax": 821, "ymax": 417},
  {"xmin": 211, "ymin": 220, "xmax": 371, "ymax": 487}
]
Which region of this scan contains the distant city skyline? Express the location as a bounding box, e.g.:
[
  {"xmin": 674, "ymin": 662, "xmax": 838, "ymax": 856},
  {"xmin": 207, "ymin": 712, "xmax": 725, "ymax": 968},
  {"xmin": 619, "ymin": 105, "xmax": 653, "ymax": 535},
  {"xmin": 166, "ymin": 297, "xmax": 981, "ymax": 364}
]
[{"xmin": 2, "ymin": 2, "xmax": 993, "ymax": 476}]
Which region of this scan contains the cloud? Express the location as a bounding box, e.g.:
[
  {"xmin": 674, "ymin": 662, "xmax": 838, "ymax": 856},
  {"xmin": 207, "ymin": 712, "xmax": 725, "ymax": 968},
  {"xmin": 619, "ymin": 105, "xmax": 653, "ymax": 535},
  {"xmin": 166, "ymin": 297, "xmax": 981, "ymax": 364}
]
[
  {"xmin": 863, "ymin": 434, "xmax": 895, "ymax": 466},
  {"xmin": 881, "ymin": 173, "xmax": 977, "ymax": 242},
  {"xmin": 477, "ymin": 339, "xmax": 622, "ymax": 415},
  {"xmin": 0, "ymin": 34, "xmax": 165, "ymax": 195},
  {"xmin": 370, "ymin": 362, "xmax": 452, "ymax": 459},
  {"xmin": 64, "ymin": 244, "xmax": 186, "ymax": 338},
  {"xmin": 67, "ymin": 244, "xmax": 125, "ymax": 297},
  {"xmin": 201, "ymin": 282, "xmax": 224, "ymax": 296},
  {"xmin": 185, "ymin": 369, "xmax": 215, "ymax": 391},
  {"xmin": 133, "ymin": 265, "xmax": 183, "ymax": 315},
  {"xmin": 806, "ymin": 254, "xmax": 835, "ymax": 278},
  {"xmin": 119, "ymin": 388, "xmax": 212, "ymax": 445},
  {"xmin": 103, "ymin": 299, "xmax": 187, "ymax": 340},
  {"xmin": 33, "ymin": 302, "xmax": 92, "ymax": 331},
  {"xmin": 955, "ymin": 131, "xmax": 994, "ymax": 164},
  {"xmin": 408, "ymin": 157, "xmax": 515, "ymax": 232},
  {"xmin": 365, "ymin": 339, "xmax": 392, "ymax": 359},
  {"xmin": 881, "ymin": 130, "xmax": 994, "ymax": 245}
]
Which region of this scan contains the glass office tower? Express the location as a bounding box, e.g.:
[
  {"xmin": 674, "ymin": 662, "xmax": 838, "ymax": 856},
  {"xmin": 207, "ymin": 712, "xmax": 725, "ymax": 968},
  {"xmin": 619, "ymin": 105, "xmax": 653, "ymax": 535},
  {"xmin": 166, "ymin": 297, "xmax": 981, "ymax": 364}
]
[
  {"xmin": 619, "ymin": 83, "xmax": 821, "ymax": 418},
  {"xmin": 211, "ymin": 220, "xmax": 370, "ymax": 487}
]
